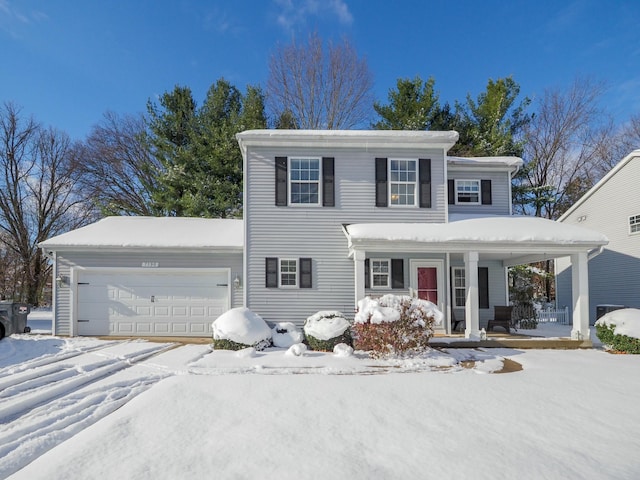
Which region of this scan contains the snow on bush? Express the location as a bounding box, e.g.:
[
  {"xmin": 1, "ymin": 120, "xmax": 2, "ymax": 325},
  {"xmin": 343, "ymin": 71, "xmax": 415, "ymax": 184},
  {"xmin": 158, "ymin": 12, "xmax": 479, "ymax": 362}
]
[
  {"xmin": 271, "ymin": 322, "xmax": 304, "ymax": 348},
  {"xmin": 595, "ymin": 308, "xmax": 640, "ymax": 354},
  {"xmin": 303, "ymin": 311, "xmax": 352, "ymax": 351},
  {"xmin": 353, "ymin": 294, "xmax": 443, "ymax": 358},
  {"xmin": 212, "ymin": 307, "xmax": 272, "ymax": 351}
]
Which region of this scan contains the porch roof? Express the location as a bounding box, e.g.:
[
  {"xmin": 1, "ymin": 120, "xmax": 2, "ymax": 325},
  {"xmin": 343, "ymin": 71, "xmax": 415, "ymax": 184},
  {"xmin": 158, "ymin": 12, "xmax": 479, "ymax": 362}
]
[{"xmin": 344, "ymin": 216, "xmax": 608, "ymax": 265}]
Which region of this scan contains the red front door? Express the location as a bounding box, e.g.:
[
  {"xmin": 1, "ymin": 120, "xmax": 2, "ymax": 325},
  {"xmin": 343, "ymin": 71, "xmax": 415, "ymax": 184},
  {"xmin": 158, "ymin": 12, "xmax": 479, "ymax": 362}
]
[{"xmin": 417, "ymin": 267, "xmax": 438, "ymax": 303}]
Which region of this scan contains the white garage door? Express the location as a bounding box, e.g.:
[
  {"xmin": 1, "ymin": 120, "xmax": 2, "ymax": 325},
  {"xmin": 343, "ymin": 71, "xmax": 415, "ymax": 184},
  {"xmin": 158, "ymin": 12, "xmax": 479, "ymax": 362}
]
[{"xmin": 76, "ymin": 270, "xmax": 230, "ymax": 337}]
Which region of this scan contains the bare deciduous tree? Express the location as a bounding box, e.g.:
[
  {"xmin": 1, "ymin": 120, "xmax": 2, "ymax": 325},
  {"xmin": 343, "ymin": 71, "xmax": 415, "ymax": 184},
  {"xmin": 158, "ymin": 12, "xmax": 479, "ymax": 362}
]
[
  {"xmin": 74, "ymin": 111, "xmax": 160, "ymax": 216},
  {"xmin": 267, "ymin": 32, "xmax": 374, "ymax": 129},
  {"xmin": 513, "ymin": 77, "xmax": 614, "ymax": 220},
  {"xmin": 0, "ymin": 102, "xmax": 92, "ymax": 305}
]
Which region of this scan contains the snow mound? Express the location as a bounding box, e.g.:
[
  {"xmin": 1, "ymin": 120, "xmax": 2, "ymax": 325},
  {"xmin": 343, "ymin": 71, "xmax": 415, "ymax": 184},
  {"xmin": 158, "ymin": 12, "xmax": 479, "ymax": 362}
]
[
  {"xmin": 595, "ymin": 308, "xmax": 640, "ymax": 340},
  {"xmin": 285, "ymin": 343, "xmax": 308, "ymax": 357},
  {"xmin": 304, "ymin": 311, "xmax": 350, "ymax": 340},
  {"xmin": 333, "ymin": 343, "xmax": 353, "ymax": 357},
  {"xmin": 271, "ymin": 322, "xmax": 304, "ymax": 348},
  {"xmin": 212, "ymin": 308, "xmax": 272, "ymax": 345},
  {"xmin": 236, "ymin": 347, "xmax": 257, "ymax": 358}
]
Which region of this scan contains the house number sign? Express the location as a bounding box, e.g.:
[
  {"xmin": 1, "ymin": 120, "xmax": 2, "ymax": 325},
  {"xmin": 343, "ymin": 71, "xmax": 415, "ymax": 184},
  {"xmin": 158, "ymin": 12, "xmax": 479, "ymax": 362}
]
[{"xmin": 141, "ymin": 262, "xmax": 159, "ymax": 268}]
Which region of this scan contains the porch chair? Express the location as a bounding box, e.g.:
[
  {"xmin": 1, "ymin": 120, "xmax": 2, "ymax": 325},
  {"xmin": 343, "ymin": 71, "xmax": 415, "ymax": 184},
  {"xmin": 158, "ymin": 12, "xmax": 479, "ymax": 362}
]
[{"xmin": 486, "ymin": 306, "xmax": 515, "ymax": 334}]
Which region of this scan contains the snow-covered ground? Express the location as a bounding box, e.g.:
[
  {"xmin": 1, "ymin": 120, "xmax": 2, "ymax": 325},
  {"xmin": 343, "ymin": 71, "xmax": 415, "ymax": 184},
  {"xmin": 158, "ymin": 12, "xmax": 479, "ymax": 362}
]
[{"xmin": 2, "ymin": 319, "xmax": 640, "ymax": 479}]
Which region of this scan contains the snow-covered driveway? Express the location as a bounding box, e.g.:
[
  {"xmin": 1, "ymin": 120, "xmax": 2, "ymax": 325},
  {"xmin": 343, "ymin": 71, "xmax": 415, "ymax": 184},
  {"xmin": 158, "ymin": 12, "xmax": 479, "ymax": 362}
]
[{"xmin": 0, "ymin": 337, "xmax": 181, "ymax": 477}]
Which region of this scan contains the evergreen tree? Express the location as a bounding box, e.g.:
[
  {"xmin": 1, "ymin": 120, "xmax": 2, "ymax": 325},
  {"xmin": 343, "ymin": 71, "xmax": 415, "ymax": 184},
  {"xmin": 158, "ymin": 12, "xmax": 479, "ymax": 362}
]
[
  {"xmin": 372, "ymin": 76, "xmax": 444, "ymax": 130},
  {"xmin": 146, "ymin": 79, "xmax": 266, "ymax": 218},
  {"xmin": 453, "ymin": 76, "xmax": 530, "ymax": 157}
]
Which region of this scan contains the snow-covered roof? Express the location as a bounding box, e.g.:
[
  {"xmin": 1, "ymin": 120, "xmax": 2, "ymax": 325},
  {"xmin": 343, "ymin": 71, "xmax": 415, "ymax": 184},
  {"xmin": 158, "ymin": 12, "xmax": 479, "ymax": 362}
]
[
  {"xmin": 39, "ymin": 217, "xmax": 243, "ymax": 251},
  {"xmin": 447, "ymin": 155, "xmax": 523, "ymax": 171},
  {"xmin": 345, "ymin": 216, "xmax": 608, "ymax": 253},
  {"xmin": 236, "ymin": 129, "xmax": 460, "ymax": 152},
  {"xmin": 559, "ymin": 149, "xmax": 640, "ymax": 222}
]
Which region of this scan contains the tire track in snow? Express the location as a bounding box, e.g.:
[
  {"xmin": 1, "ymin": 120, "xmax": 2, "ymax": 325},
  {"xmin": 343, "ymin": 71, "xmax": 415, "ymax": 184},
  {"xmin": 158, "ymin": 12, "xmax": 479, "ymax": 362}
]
[{"xmin": 0, "ymin": 341, "xmax": 178, "ymax": 478}]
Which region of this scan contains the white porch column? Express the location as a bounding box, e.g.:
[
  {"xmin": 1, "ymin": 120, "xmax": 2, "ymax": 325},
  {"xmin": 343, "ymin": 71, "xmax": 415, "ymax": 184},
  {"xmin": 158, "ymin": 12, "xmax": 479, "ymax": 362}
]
[
  {"xmin": 571, "ymin": 251, "xmax": 590, "ymax": 341},
  {"xmin": 464, "ymin": 251, "xmax": 481, "ymax": 339},
  {"xmin": 353, "ymin": 250, "xmax": 366, "ymax": 312}
]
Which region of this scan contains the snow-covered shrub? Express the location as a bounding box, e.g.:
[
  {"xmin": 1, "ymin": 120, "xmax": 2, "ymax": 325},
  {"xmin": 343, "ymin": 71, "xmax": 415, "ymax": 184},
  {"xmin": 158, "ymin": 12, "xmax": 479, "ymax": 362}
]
[
  {"xmin": 595, "ymin": 309, "xmax": 640, "ymax": 354},
  {"xmin": 303, "ymin": 311, "xmax": 352, "ymax": 351},
  {"xmin": 212, "ymin": 307, "xmax": 272, "ymax": 351},
  {"xmin": 271, "ymin": 322, "xmax": 304, "ymax": 348},
  {"xmin": 352, "ymin": 295, "xmax": 443, "ymax": 358}
]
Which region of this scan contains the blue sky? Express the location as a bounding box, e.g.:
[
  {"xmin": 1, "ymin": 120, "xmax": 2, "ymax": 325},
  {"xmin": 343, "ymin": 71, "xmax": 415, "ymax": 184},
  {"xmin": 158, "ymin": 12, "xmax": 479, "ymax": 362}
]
[{"xmin": 1, "ymin": 0, "xmax": 639, "ymax": 141}]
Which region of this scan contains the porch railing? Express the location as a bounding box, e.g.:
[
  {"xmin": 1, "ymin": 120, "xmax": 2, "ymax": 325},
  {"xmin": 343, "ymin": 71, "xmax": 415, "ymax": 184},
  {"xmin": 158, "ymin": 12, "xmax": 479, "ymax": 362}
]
[{"xmin": 536, "ymin": 306, "xmax": 570, "ymax": 325}]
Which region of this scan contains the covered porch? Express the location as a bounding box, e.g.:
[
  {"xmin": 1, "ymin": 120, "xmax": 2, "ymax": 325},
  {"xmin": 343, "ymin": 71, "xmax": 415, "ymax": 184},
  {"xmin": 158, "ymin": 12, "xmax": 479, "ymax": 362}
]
[{"xmin": 343, "ymin": 216, "xmax": 608, "ymax": 340}]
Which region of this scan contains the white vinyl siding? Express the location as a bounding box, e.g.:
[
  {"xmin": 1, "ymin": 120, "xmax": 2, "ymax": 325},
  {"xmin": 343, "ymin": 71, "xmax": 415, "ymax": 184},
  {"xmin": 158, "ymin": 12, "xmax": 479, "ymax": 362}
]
[
  {"xmin": 245, "ymin": 146, "xmax": 447, "ymax": 325},
  {"xmin": 448, "ymin": 170, "xmax": 512, "ymax": 216}
]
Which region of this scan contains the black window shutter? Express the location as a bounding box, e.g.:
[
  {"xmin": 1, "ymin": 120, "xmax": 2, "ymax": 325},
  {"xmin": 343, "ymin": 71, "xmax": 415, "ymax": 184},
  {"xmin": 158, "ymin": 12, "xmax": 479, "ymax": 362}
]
[
  {"xmin": 300, "ymin": 258, "xmax": 312, "ymax": 288},
  {"xmin": 375, "ymin": 158, "xmax": 388, "ymax": 207},
  {"xmin": 391, "ymin": 259, "xmax": 404, "ymax": 289},
  {"xmin": 478, "ymin": 267, "xmax": 489, "ymax": 309},
  {"xmin": 481, "ymin": 180, "xmax": 492, "ymax": 205},
  {"xmin": 322, "ymin": 157, "xmax": 335, "ymax": 207},
  {"xmin": 419, "ymin": 158, "xmax": 431, "ymax": 208},
  {"xmin": 266, "ymin": 257, "xmax": 278, "ymax": 288},
  {"xmin": 448, "ymin": 179, "xmax": 455, "ymax": 205},
  {"xmin": 275, "ymin": 157, "xmax": 288, "ymax": 206},
  {"xmin": 364, "ymin": 258, "xmax": 370, "ymax": 289}
]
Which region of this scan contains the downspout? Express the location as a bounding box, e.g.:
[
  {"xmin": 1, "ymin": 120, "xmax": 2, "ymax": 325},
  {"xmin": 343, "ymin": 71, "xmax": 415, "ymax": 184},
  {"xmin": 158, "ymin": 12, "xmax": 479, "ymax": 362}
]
[{"xmin": 588, "ymin": 245, "xmax": 605, "ymax": 261}]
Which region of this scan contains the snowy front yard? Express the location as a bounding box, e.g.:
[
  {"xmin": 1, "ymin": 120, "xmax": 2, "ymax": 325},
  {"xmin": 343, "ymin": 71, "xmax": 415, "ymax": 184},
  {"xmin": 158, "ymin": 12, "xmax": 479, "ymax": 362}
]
[{"xmin": 1, "ymin": 325, "xmax": 640, "ymax": 479}]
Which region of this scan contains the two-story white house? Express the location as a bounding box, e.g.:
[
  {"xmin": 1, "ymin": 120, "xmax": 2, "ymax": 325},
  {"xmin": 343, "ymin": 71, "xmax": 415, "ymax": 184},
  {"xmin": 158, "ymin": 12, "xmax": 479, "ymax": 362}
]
[{"xmin": 40, "ymin": 130, "xmax": 607, "ymax": 340}]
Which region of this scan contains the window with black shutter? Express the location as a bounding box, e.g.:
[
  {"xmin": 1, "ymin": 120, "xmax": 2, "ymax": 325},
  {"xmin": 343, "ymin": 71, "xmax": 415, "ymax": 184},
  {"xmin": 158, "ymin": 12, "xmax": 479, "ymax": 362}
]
[
  {"xmin": 375, "ymin": 158, "xmax": 388, "ymax": 207},
  {"xmin": 275, "ymin": 157, "xmax": 287, "ymax": 206},
  {"xmin": 322, "ymin": 157, "xmax": 334, "ymax": 207},
  {"xmin": 419, "ymin": 158, "xmax": 431, "ymax": 208},
  {"xmin": 300, "ymin": 258, "xmax": 313, "ymax": 288},
  {"xmin": 265, "ymin": 257, "xmax": 278, "ymax": 287}
]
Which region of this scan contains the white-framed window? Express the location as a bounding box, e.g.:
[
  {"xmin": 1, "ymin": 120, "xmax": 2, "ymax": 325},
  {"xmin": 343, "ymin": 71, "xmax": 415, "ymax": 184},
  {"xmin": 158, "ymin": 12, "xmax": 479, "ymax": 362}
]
[
  {"xmin": 452, "ymin": 267, "xmax": 466, "ymax": 307},
  {"xmin": 279, "ymin": 259, "xmax": 298, "ymax": 287},
  {"xmin": 455, "ymin": 179, "xmax": 480, "ymax": 205},
  {"xmin": 389, "ymin": 159, "xmax": 417, "ymax": 206},
  {"xmin": 371, "ymin": 259, "xmax": 390, "ymax": 288},
  {"xmin": 289, "ymin": 157, "xmax": 321, "ymax": 205},
  {"xmin": 630, "ymin": 214, "xmax": 640, "ymax": 234}
]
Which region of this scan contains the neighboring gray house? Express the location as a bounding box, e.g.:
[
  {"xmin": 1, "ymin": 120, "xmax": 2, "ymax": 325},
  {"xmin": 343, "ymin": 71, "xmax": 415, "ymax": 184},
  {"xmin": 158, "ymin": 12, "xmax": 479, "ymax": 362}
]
[
  {"xmin": 41, "ymin": 130, "xmax": 607, "ymax": 339},
  {"xmin": 556, "ymin": 150, "xmax": 640, "ymax": 324}
]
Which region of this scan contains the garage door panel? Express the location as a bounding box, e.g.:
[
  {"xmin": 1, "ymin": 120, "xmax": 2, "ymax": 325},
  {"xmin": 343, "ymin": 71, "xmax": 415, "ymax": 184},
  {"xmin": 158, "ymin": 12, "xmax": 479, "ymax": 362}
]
[{"xmin": 77, "ymin": 270, "xmax": 228, "ymax": 337}]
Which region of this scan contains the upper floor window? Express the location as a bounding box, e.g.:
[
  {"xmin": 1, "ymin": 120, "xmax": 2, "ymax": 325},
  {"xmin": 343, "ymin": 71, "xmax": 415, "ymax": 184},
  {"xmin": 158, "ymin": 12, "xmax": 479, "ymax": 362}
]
[
  {"xmin": 275, "ymin": 157, "xmax": 334, "ymax": 207},
  {"xmin": 389, "ymin": 159, "xmax": 417, "ymax": 206},
  {"xmin": 290, "ymin": 158, "xmax": 320, "ymax": 205},
  {"xmin": 630, "ymin": 214, "xmax": 640, "ymax": 234},
  {"xmin": 455, "ymin": 179, "xmax": 480, "ymax": 204}
]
